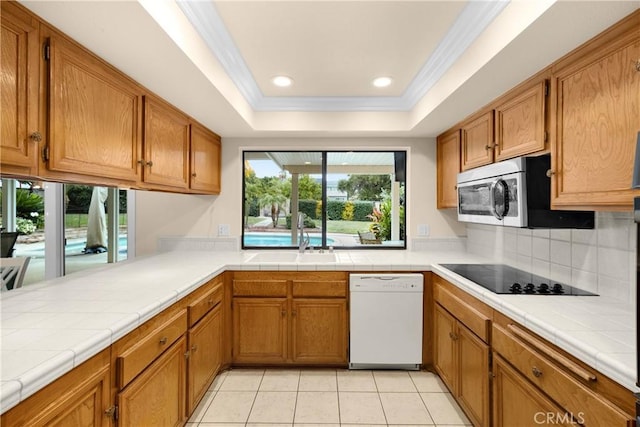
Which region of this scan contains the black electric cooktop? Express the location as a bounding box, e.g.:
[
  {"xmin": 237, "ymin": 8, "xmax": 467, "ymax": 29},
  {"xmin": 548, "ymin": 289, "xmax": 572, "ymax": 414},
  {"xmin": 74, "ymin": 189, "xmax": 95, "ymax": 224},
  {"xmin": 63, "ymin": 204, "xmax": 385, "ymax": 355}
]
[{"xmin": 441, "ymin": 264, "xmax": 598, "ymax": 296}]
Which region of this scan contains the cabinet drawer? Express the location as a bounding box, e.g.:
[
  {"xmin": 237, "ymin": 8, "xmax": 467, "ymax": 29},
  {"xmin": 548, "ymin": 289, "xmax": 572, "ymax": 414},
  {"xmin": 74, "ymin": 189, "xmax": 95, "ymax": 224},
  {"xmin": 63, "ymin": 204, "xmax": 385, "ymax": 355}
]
[
  {"xmin": 233, "ymin": 280, "xmax": 287, "ymax": 297},
  {"xmin": 434, "ymin": 285, "xmax": 490, "ymax": 342},
  {"xmin": 492, "ymin": 323, "xmax": 631, "ymax": 426},
  {"xmin": 292, "ymin": 280, "xmax": 346, "ymax": 297},
  {"xmin": 188, "ymin": 282, "xmax": 223, "ymax": 327},
  {"xmin": 117, "ymin": 310, "xmax": 187, "ymax": 388}
]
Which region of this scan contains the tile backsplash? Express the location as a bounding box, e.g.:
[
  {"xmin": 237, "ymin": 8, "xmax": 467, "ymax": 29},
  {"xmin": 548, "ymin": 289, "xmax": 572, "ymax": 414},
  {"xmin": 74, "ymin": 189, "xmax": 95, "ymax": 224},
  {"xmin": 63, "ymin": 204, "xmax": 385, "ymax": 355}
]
[{"xmin": 466, "ymin": 212, "xmax": 636, "ymax": 303}]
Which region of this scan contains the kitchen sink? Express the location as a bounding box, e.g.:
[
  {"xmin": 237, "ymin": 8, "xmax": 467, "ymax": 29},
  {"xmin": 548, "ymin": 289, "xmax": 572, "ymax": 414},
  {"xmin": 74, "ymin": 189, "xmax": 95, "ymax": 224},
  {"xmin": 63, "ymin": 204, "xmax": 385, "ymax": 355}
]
[
  {"xmin": 247, "ymin": 252, "xmax": 299, "ymax": 263},
  {"xmin": 247, "ymin": 252, "xmax": 337, "ymax": 263},
  {"xmin": 296, "ymin": 253, "xmax": 337, "ymax": 263}
]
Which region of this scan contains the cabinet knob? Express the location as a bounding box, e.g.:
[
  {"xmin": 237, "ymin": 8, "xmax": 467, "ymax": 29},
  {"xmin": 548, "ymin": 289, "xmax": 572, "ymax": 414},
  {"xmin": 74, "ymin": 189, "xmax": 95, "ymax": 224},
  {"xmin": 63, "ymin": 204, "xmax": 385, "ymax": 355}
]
[
  {"xmin": 292, "ymin": 310, "xmax": 297, "ymax": 317},
  {"xmin": 485, "ymin": 143, "xmax": 495, "ymax": 151},
  {"xmin": 281, "ymin": 309, "xmax": 287, "ymax": 317},
  {"xmin": 137, "ymin": 159, "xmax": 145, "ymax": 165},
  {"xmin": 449, "ymin": 332, "xmax": 458, "ymax": 341},
  {"xmin": 633, "ymin": 59, "xmax": 640, "ymax": 72},
  {"xmin": 191, "ymin": 344, "xmax": 198, "ymax": 352},
  {"xmin": 159, "ymin": 337, "xmax": 168, "ymax": 345},
  {"xmin": 546, "ymin": 169, "xmax": 555, "ymax": 178},
  {"xmin": 146, "ymin": 161, "xmax": 154, "ymax": 167},
  {"xmin": 532, "ymin": 366, "xmax": 543, "ymax": 378},
  {"xmin": 208, "ymin": 299, "xmax": 214, "ymax": 305},
  {"xmin": 192, "ymin": 173, "xmax": 197, "ymax": 177},
  {"xmin": 29, "ymin": 131, "xmax": 42, "ymax": 142}
]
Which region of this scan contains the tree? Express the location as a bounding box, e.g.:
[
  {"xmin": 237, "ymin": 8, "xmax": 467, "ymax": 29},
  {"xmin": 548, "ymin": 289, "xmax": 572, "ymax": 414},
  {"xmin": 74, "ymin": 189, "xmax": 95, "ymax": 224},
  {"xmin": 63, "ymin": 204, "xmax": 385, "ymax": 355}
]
[
  {"xmin": 297, "ymin": 175, "xmax": 321, "ymax": 200},
  {"xmin": 258, "ymin": 178, "xmax": 287, "ymax": 227},
  {"xmin": 337, "ymin": 175, "xmax": 391, "ymax": 201}
]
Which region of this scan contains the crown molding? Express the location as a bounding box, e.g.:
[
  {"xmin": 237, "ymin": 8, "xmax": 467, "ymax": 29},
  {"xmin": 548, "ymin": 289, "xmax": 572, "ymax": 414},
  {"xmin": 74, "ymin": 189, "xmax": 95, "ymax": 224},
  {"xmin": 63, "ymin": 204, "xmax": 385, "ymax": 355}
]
[{"xmin": 177, "ymin": 0, "xmax": 509, "ymax": 112}]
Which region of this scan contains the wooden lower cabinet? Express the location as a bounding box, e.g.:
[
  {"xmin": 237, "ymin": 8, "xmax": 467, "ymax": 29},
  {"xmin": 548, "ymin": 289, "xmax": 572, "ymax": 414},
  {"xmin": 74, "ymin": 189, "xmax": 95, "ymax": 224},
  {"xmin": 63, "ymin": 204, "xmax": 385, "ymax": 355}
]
[
  {"xmin": 188, "ymin": 304, "xmax": 223, "ymax": 413},
  {"xmin": 0, "ymin": 349, "xmax": 111, "ymax": 427},
  {"xmin": 291, "ymin": 298, "xmax": 348, "ymax": 364},
  {"xmin": 233, "ymin": 298, "xmax": 288, "ymax": 364},
  {"xmin": 433, "ymin": 304, "xmax": 490, "ymax": 427},
  {"xmin": 493, "ymin": 354, "xmax": 574, "ymax": 427},
  {"xmin": 231, "ymin": 271, "xmax": 348, "ymax": 366},
  {"xmin": 117, "ymin": 335, "xmax": 187, "ymax": 427}
]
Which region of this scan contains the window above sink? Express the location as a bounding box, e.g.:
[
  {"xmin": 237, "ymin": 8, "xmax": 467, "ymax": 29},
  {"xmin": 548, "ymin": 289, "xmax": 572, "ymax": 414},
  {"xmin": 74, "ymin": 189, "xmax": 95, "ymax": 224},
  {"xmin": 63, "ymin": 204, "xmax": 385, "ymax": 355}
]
[{"xmin": 242, "ymin": 150, "xmax": 407, "ymax": 250}]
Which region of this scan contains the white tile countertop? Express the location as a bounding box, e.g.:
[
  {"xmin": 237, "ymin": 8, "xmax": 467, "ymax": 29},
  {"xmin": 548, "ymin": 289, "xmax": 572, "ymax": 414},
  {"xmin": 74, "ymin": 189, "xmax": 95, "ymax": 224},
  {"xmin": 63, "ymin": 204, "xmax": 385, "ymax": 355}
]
[{"xmin": 0, "ymin": 249, "xmax": 637, "ymax": 414}]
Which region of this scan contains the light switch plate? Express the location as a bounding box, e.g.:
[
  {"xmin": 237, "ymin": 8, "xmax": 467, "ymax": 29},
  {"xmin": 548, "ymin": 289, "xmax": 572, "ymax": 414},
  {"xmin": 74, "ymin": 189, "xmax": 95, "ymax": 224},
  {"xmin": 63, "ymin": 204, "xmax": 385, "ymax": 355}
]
[
  {"xmin": 218, "ymin": 224, "xmax": 230, "ymax": 236},
  {"xmin": 417, "ymin": 224, "xmax": 429, "ymax": 236}
]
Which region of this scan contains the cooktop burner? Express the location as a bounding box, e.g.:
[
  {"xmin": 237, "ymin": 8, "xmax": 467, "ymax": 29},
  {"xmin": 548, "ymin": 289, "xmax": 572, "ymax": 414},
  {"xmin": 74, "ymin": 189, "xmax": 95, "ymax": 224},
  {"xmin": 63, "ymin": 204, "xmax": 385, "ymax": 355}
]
[{"xmin": 440, "ymin": 264, "xmax": 598, "ymax": 296}]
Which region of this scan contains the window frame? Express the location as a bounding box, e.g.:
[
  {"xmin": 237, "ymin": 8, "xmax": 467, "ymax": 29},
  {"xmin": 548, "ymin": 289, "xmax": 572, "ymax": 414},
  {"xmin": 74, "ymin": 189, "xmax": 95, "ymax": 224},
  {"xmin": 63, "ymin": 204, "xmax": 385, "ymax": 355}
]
[{"xmin": 241, "ymin": 150, "xmax": 407, "ymax": 250}]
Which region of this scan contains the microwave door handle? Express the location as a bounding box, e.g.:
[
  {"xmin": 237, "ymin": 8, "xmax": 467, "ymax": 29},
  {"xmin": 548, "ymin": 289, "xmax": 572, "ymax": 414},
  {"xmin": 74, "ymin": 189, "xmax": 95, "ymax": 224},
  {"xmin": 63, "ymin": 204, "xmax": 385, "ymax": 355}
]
[{"xmin": 489, "ymin": 179, "xmax": 509, "ymax": 220}]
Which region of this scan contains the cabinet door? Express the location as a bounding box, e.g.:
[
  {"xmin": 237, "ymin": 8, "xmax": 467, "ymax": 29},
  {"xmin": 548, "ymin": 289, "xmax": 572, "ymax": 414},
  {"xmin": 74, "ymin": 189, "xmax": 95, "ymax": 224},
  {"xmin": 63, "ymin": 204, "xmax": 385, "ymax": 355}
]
[
  {"xmin": 433, "ymin": 304, "xmax": 457, "ymax": 393},
  {"xmin": 461, "ymin": 111, "xmax": 494, "ymax": 171},
  {"xmin": 493, "ymin": 354, "xmax": 574, "ymax": 427},
  {"xmin": 118, "ymin": 336, "xmax": 187, "ymax": 427},
  {"xmin": 551, "ymin": 22, "xmax": 640, "ymax": 209},
  {"xmin": 0, "ymin": 349, "xmax": 111, "ymax": 427},
  {"xmin": 457, "ymin": 324, "xmax": 490, "ymax": 427},
  {"xmin": 232, "ymin": 298, "xmax": 288, "ymax": 364},
  {"xmin": 1, "ymin": 1, "xmax": 40, "ymax": 176},
  {"xmin": 190, "ymin": 122, "xmax": 221, "ymax": 194},
  {"xmin": 46, "ymin": 28, "xmax": 141, "ymax": 182},
  {"xmin": 188, "ymin": 304, "xmax": 222, "ymax": 414},
  {"xmin": 142, "ymin": 96, "xmax": 190, "ymax": 190},
  {"xmin": 495, "ymin": 80, "xmax": 547, "ymax": 162},
  {"xmin": 291, "ymin": 298, "xmax": 347, "ymax": 364},
  {"xmin": 436, "ymin": 129, "xmax": 461, "ymax": 209}
]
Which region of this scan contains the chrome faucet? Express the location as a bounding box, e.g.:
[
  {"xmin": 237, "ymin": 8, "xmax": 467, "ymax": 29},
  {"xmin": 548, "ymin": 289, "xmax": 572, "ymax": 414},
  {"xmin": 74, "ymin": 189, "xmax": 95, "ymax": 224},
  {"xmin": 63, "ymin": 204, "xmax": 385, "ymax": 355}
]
[{"xmin": 297, "ymin": 212, "xmax": 310, "ymax": 253}]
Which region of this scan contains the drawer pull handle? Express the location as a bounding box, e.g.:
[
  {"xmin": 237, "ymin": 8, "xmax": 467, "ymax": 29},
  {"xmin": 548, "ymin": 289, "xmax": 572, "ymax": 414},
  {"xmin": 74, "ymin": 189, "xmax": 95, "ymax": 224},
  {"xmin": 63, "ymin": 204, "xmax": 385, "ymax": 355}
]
[
  {"xmin": 159, "ymin": 337, "xmax": 168, "ymax": 345},
  {"xmin": 532, "ymin": 366, "xmax": 543, "ymax": 378},
  {"xmin": 507, "ymin": 324, "xmax": 597, "ymax": 382}
]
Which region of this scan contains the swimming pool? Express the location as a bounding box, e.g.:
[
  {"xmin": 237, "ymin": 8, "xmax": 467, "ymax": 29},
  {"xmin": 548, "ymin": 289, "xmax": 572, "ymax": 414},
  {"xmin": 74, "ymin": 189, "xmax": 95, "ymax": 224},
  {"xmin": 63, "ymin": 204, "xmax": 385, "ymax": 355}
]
[
  {"xmin": 244, "ymin": 233, "xmax": 334, "ymax": 247},
  {"xmin": 16, "ymin": 236, "xmax": 128, "ymax": 258}
]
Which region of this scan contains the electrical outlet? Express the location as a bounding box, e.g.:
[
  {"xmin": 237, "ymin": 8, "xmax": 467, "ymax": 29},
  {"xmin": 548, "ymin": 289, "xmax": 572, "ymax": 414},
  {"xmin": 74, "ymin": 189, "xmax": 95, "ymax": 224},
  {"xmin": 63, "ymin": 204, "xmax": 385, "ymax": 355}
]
[
  {"xmin": 218, "ymin": 224, "xmax": 230, "ymax": 236},
  {"xmin": 417, "ymin": 224, "xmax": 430, "ymax": 236}
]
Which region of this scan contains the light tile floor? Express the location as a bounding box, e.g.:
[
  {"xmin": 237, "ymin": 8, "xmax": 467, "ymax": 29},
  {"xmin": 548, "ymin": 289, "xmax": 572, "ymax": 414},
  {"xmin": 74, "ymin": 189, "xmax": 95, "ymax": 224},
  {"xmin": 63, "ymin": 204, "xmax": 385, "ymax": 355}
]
[{"xmin": 187, "ymin": 368, "xmax": 472, "ymax": 427}]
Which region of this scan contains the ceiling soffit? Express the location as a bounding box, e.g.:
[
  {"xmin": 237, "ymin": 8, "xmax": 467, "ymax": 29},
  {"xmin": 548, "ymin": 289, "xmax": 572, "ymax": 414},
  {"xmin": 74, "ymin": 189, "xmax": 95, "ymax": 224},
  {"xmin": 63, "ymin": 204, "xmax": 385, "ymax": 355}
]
[{"xmin": 176, "ymin": 0, "xmax": 510, "ymax": 112}]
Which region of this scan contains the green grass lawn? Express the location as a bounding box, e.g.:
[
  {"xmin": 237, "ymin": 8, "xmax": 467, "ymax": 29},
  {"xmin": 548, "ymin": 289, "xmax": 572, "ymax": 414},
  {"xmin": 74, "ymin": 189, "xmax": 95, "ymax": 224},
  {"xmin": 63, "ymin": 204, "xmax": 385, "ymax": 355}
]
[
  {"xmin": 65, "ymin": 213, "xmax": 127, "ymax": 228},
  {"xmin": 245, "ymin": 216, "xmax": 371, "ymax": 234}
]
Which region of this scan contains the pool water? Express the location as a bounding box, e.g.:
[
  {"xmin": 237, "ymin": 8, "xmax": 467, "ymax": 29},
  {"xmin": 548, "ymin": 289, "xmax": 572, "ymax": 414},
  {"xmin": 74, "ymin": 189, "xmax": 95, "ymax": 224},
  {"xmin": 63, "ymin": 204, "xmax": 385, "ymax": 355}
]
[
  {"xmin": 16, "ymin": 236, "xmax": 128, "ymax": 258},
  {"xmin": 244, "ymin": 233, "xmax": 334, "ymax": 247}
]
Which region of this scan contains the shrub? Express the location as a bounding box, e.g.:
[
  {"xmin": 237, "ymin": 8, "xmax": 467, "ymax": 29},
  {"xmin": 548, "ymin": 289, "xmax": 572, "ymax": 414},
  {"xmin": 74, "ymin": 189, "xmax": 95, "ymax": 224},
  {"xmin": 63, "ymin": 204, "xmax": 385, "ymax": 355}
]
[
  {"xmin": 15, "ymin": 189, "xmax": 44, "ymax": 219},
  {"xmin": 353, "ymin": 201, "xmax": 374, "ymax": 221},
  {"xmin": 16, "ymin": 217, "xmax": 36, "ymax": 235},
  {"xmin": 342, "ymin": 201, "xmax": 354, "ymax": 220},
  {"xmin": 326, "ymin": 200, "xmax": 345, "ymax": 220},
  {"xmin": 285, "ymin": 214, "xmax": 316, "ymax": 229},
  {"xmin": 298, "ymin": 199, "xmax": 317, "ymax": 219},
  {"xmin": 315, "ymin": 200, "xmax": 322, "ymax": 219}
]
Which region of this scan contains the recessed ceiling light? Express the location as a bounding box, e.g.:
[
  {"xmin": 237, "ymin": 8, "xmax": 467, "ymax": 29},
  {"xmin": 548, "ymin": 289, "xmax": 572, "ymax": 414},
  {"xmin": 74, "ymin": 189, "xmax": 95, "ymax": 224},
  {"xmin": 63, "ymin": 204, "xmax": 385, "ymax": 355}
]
[
  {"xmin": 372, "ymin": 77, "xmax": 392, "ymax": 88},
  {"xmin": 272, "ymin": 76, "xmax": 293, "ymax": 87}
]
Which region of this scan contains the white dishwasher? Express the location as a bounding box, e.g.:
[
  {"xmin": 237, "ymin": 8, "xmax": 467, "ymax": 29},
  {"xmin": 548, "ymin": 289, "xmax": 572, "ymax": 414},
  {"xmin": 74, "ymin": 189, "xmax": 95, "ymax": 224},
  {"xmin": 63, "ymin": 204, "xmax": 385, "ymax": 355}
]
[{"xmin": 349, "ymin": 273, "xmax": 423, "ymax": 370}]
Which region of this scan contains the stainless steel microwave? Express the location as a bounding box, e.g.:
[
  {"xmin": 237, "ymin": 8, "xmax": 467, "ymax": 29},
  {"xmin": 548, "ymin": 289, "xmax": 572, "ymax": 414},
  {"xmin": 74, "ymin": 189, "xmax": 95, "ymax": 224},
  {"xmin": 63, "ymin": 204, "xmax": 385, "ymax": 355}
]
[{"xmin": 456, "ymin": 154, "xmax": 594, "ymax": 228}]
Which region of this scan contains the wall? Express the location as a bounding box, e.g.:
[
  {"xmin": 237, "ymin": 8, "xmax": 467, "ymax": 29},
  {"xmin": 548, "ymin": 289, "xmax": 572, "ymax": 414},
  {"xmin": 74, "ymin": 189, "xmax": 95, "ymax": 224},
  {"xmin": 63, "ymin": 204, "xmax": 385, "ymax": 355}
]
[
  {"xmin": 466, "ymin": 212, "xmax": 636, "ymax": 304},
  {"xmin": 134, "ymin": 137, "xmax": 466, "ymax": 255}
]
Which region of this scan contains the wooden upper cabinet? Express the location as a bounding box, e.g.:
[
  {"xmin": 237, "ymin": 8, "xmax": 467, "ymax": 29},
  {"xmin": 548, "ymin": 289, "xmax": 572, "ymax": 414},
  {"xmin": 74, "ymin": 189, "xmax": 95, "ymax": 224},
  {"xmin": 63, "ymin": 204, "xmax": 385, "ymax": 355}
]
[
  {"xmin": 550, "ymin": 10, "xmax": 640, "ymax": 210},
  {"xmin": 1, "ymin": 1, "xmax": 41, "ymax": 176},
  {"xmin": 436, "ymin": 129, "xmax": 461, "ymax": 209},
  {"xmin": 190, "ymin": 122, "xmax": 221, "ymax": 194},
  {"xmin": 142, "ymin": 96, "xmax": 190, "ymax": 190},
  {"xmin": 461, "ymin": 110, "xmax": 494, "ymax": 171},
  {"xmin": 44, "ymin": 26, "xmax": 142, "ymax": 183},
  {"xmin": 495, "ymin": 77, "xmax": 548, "ymax": 162}
]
